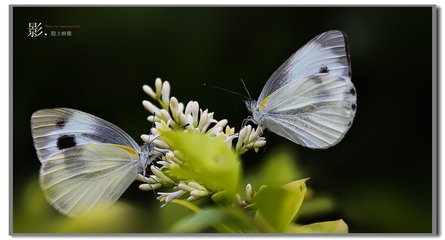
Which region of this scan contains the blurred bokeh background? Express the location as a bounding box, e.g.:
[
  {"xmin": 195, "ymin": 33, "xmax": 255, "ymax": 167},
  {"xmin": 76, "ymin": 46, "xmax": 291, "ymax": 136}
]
[{"xmin": 12, "ymin": 7, "xmax": 435, "ymax": 233}]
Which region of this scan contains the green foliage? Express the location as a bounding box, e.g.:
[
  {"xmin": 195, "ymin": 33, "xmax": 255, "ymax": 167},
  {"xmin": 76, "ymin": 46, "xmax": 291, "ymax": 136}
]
[
  {"xmin": 13, "ymin": 180, "xmax": 145, "ymax": 233},
  {"xmin": 243, "ymin": 146, "xmax": 303, "ymax": 188},
  {"xmin": 254, "ymin": 179, "xmax": 308, "ymax": 232},
  {"xmin": 158, "ymin": 131, "xmax": 348, "ymax": 233},
  {"xmin": 170, "ymin": 207, "xmax": 259, "ymax": 233},
  {"xmin": 161, "ymin": 131, "xmax": 240, "ymax": 197},
  {"xmin": 286, "ymin": 219, "xmax": 348, "ymax": 233}
]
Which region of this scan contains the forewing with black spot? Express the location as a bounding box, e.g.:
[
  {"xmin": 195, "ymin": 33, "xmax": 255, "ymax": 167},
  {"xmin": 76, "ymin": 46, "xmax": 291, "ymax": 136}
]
[
  {"xmin": 258, "ymin": 74, "xmax": 356, "ymax": 149},
  {"xmin": 257, "ymin": 30, "xmax": 351, "ymax": 104},
  {"xmin": 31, "ymin": 108, "xmax": 140, "ymax": 162}
]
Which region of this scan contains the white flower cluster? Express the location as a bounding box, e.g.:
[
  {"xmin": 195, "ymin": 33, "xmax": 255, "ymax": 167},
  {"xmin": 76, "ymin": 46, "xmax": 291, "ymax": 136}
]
[
  {"xmin": 235, "ymin": 183, "xmax": 265, "ymax": 209},
  {"xmin": 137, "ymin": 78, "xmax": 266, "ymax": 206}
]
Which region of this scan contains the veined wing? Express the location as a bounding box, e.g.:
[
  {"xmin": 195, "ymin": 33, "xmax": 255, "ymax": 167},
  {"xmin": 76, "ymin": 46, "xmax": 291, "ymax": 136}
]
[
  {"xmin": 39, "ymin": 143, "xmax": 141, "ymax": 218},
  {"xmin": 258, "ymin": 30, "xmax": 350, "ymax": 104},
  {"xmin": 31, "ymin": 108, "xmax": 140, "ymax": 162},
  {"xmin": 260, "ymin": 74, "xmax": 356, "ymax": 149}
]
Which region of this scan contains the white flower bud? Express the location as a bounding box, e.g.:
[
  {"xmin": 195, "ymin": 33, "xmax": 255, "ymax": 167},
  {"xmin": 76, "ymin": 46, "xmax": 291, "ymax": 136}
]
[
  {"xmin": 140, "ymin": 134, "xmax": 155, "ymax": 143},
  {"xmin": 143, "ymin": 100, "xmax": 160, "ymax": 115},
  {"xmin": 208, "ymin": 126, "xmax": 222, "ymax": 136},
  {"xmin": 249, "ymin": 127, "xmax": 263, "ymax": 142},
  {"xmin": 139, "ymin": 183, "xmax": 162, "ymax": 191},
  {"xmin": 142, "ymin": 85, "xmax": 156, "ymax": 99},
  {"xmin": 170, "ymin": 97, "xmax": 180, "ymax": 120},
  {"xmin": 187, "ymin": 196, "xmax": 198, "ymax": 202},
  {"xmin": 188, "ymin": 181, "xmax": 206, "ymax": 191},
  {"xmin": 236, "ymin": 126, "xmax": 248, "ymax": 150},
  {"xmin": 161, "ymin": 81, "xmax": 171, "ymax": 105},
  {"xmin": 150, "ymin": 165, "xmax": 174, "ymax": 184},
  {"xmin": 245, "ymin": 183, "xmax": 253, "ymax": 201},
  {"xmin": 147, "ymin": 115, "xmax": 161, "ymax": 123},
  {"xmin": 178, "ymin": 113, "xmax": 189, "ymax": 127},
  {"xmin": 186, "ymin": 114, "xmax": 194, "ymax": 128},
  {"xmin": 177, "ymin": 182, "xmax": 195, "ymax": 192},
  {"xmin": 151, "ymin": 128, "xmax": 160, "ymax": 136},
  {"xmin": 190, "ymin": 189, "xmax": 208, "ymax": 198},
  {"xmin": 155, "ymin": 77, "xmax": 162, "ymax": 97},
  {"xmin": 185, "ymin": 101, "xmax": 199, "ymax": 125},
  {"xmin": 244, "ymin": 125, "xmax": 252, "ymax": 143},
  {"xmin": 178, "ymin": 102, "xmax": 184, "ymax": 113},
  {"xmin": 197, "ymin": 109, "xmax": 209, "ymax": 132},
  {"xmin": 136, "ymin": 174, "xmax": 150, "ymax": 182},
  {"xmin": 165, "ymin": 190, "xmax": 184, "ymax": 202},
  {"xmin": 251, "ymin": 139, "xmax": 267, "ymax": 148},
  {"xmin": 160, "ymin": 109, "xmax": 172, "ymax": 122},
  {"xmin": 153, "ymin": 139, "xmax": 169, "ymax": 149}
]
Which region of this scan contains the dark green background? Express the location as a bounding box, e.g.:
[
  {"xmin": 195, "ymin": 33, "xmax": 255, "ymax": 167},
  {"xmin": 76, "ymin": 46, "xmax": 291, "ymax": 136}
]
[{"xmin": 13, "ymin": 7, "xmax": 435, "ymax": 233}]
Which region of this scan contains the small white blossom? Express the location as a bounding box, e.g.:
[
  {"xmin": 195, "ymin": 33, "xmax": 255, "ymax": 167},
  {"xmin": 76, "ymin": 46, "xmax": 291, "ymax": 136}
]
[
  {"xmin": 155, "ymin": 77, "xmax": 162, "ymax": 98},
  {"xmin": 139, "ymin": 183, "xmax": 162, "ymax": 191},
  {"xmin": 140, "ymin": 78, "xmax": 267, "ymax": 207},
  {"xmin": 142, "ymin": 85, "xmax": 157, "ymax": 99},
  {"xmin": 161, "ymin": 81, "xmax": 171, "ymax": 106},
  {"xmin": 150, "ymin": 165, "xmax": 174, "ymax": 184},
  {"xmin": 185, "ymin": 101, "xmax": 199, "ymax": 127},
  {"xmin": 157, "ymin": 190, "xmax": 185, "ymax": 207},
  {"xmin": 236, "ymin": 125, "xmax": 266, "ymax": 154},
  {"xmin": 143, "ymin": 100, "xmax": 161, "ymax": 115},
  {"xmin": 245, "ymin": 183, "xmax": 253, "ymax": 202}
]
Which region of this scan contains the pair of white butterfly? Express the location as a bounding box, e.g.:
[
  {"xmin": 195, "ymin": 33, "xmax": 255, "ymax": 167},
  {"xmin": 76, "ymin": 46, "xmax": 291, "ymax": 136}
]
[{"xmin": 31, "ymin": 30, "xmax": 356, "ymax": 218}]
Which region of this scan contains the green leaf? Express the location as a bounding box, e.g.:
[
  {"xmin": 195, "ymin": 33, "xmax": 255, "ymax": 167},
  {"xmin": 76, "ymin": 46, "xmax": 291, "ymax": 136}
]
[
  {"xmin": 162, "ymin": 131, "xmax": 240, "ymax": 197},
  {"xmin": 244, "ymin": 146, "xmax": 303, "ymax": 188},
  {"xmin": 170, "ymin": 207, "xmax": 259, "ymax": 233},
  {"xmin": 171, "ymin": 199, "xmax": 201, "ymax": 213},
  {"xmin": 254, "ymin": 179, "xmax": 308, "ymax": 232},
  {"xmin": 286, "ymin": 219, "xmax": 348, "ymax": 233}
]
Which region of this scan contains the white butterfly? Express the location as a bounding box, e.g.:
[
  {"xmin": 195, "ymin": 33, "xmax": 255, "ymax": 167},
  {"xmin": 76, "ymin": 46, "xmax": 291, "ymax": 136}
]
[
  {"xmin": 30, "ymin": 108, "xmax": 154, "ymax": 218},
  {"xmin": 246, "ymin": 30, "xmax": 357, "ymax": 149}
]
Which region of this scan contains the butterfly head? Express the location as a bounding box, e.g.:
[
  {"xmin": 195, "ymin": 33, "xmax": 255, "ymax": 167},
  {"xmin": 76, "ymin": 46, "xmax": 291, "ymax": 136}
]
[
  {"xmin": 138, "ymin": 142, "xmax": 155, "ymax": 175},
  {"xmin": 245, "ymin": 99, "xmax": 257, "ymax": 113}
]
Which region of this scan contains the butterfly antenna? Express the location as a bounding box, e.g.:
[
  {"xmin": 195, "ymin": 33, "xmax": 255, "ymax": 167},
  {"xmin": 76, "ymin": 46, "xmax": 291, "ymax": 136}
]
[
  {"xmin": 240, "ymin": 78, "xmax": 252, "ymax": 100},
  {"xmin": 202, "ymin": 83, "xmax": 248, "ymax": 100}
]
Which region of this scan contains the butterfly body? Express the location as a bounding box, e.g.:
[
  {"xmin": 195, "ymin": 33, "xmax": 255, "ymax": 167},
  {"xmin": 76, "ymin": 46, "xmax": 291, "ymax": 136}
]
[
  {"xmin": 31, "ymin": 108, "xmax": 153, "ymax": 218},
  {"xmin": 247, "ymin": 30, "xmax": 357, "ymax": 149}
]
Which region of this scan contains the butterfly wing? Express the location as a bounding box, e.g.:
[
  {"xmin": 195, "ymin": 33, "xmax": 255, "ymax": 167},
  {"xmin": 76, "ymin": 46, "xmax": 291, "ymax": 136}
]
[
  {"xmin": 31, "ymin": 108, "xmax": 140, "ymax": 162},
  {"xmin": 39, "ymin": 143, "xmax": 141, "ymax": 218},
  {"xmin": 258, "ymin": 74, "xmax": 356, "ymax": 149},
  {"xmin": 258, "ymin": 30, "xmax": 350, "ymax": 103}
]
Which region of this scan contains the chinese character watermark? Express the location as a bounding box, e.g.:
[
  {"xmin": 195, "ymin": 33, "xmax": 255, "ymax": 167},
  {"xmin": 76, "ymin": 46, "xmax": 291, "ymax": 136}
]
[
  {"xmin": 28, "ymin": 23, "xmax": 78, "ymax": 38},
  {"xmin": 27, "ymin": 22, "xmax": 43, "ymax": 38}
]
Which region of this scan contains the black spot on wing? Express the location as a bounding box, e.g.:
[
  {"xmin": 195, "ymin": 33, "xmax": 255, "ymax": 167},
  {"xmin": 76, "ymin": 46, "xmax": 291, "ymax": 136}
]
[
  {"xmin": 349, "ymin": 87, "xmax": 356, "ymax": 96},
  {"xmin": 319, "ymin": 65, "xmax": 329, "ymax": 74},
  {"xmin": 56, "ymin": 119, "xmax": 67, "ymax": 128},
  {"xmin": 351, "ymin": 103, "xmax": 357, "ymax": 111},
  {"xmin": 57, "ymin": 135, "xmax": 77, "ymax": 150}
]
